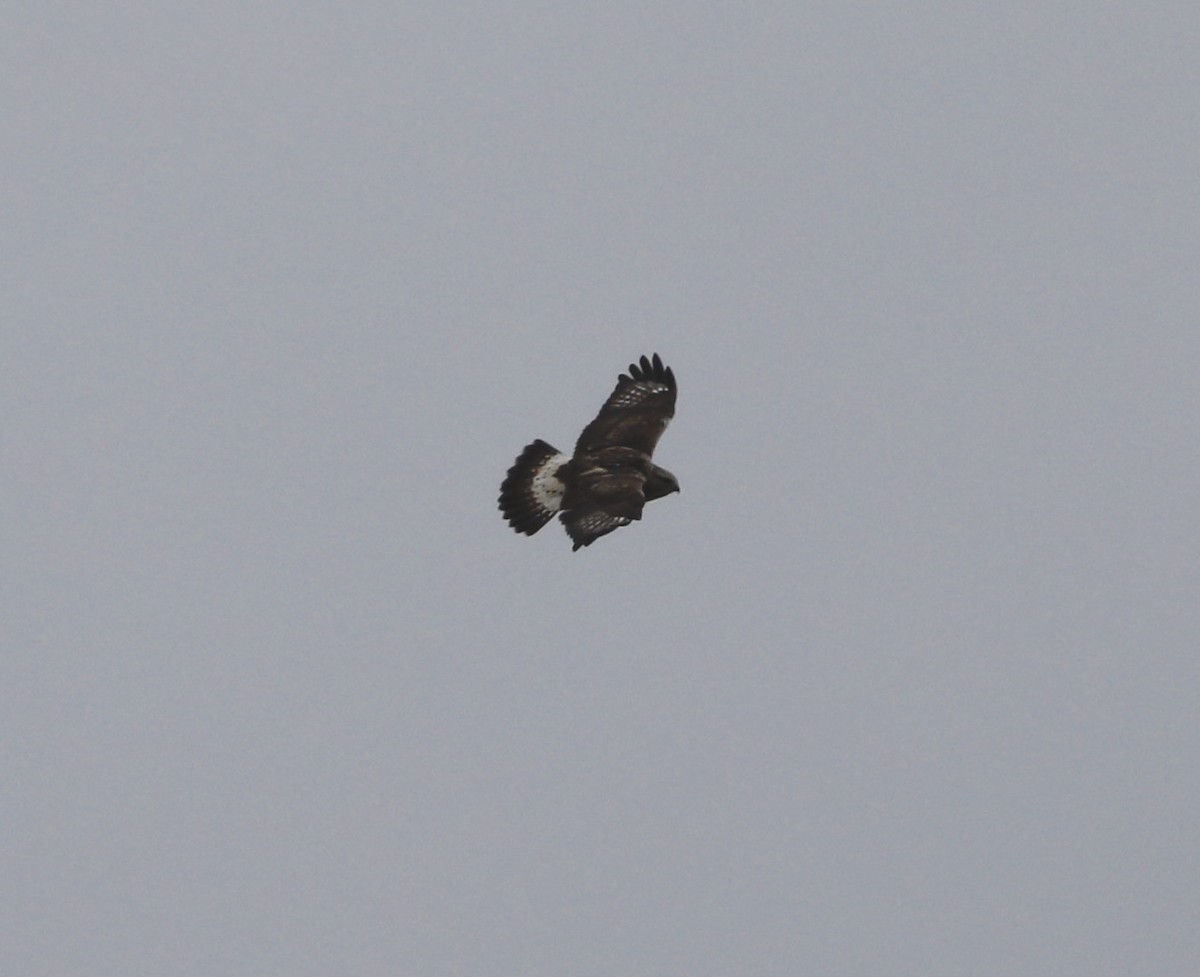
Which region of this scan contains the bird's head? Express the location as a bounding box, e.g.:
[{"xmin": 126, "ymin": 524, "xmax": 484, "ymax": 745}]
[{"xmin": 646, "ymin": 465, "xmax": 680, "ymax": 501}]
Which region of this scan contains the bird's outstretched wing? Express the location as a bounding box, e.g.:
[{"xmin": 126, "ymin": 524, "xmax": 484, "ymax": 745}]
[
  {"xmin": 573, "ymin": 353, "xmax": 677, "ymax": 457},
  {"xmin": 559, "ymin": 506, "xmax": 633, "ymax": 551}
]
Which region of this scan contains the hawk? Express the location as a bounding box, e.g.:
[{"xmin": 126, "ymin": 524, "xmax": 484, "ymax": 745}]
[{"xmin": 499, "ymin": 353, "xmax": 680, "ymax": 550}]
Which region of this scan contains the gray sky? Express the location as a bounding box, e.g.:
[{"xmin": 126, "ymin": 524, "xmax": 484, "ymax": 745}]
[{"xmin": 5, "ymin": 3, "xmax": 1199, "ymax": 975}]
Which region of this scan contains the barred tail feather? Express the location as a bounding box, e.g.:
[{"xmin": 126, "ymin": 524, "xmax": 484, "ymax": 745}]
[{"xmin": 498, "ymin": 439, "xmax": 570, "ymax": 536}]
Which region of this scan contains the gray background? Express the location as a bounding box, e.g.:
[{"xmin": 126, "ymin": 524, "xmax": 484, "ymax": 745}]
[{"xmin": 5, "ymin": 3, "xmax": 1198, "ymax": 975}]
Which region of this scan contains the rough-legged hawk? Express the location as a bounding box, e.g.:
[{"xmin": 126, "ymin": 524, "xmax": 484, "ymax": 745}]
[{"xmin": 499, "ymin": 353, "xmax": 679, "ymax": 550}]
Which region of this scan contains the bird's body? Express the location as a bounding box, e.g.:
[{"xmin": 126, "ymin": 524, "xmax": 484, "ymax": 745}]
[{"xmin": 499, "ymin": 354, "xmax": 679, "ymax": 550}]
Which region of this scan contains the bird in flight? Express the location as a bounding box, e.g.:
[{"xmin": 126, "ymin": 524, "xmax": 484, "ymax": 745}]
[{"xmin": 499, "ymin": 353, "xmax": 679, "ymax": 550}]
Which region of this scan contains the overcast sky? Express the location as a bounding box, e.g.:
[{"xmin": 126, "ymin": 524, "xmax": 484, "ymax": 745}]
[{"xmin": 5, "ymin": 3, "xmax": 1199, "ymax": 975}]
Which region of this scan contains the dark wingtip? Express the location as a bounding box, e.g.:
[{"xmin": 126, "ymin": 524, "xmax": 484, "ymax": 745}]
[{"xmin": 627, "ymin": 353, "xmax": 675, "ymax": 390}]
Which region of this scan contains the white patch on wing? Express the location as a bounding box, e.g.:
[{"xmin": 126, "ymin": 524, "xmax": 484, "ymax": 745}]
[
  {"xmin": 530, "ymin": 453, "xmax": 569, "ymax": 514},
  {"xmin": 610, "ymin": 382, "xmax": 668, "ymax": 408},
  {"xmin": 578, "ymin": 511, "xmax": 630, "ymax": 534}
]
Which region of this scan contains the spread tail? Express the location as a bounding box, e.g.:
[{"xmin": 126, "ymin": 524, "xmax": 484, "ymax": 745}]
[{"xmin": 498, "ymin": 440, "xmax": 570, "ymax": 536}]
